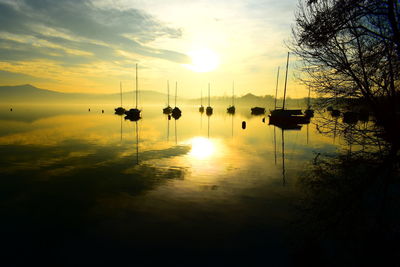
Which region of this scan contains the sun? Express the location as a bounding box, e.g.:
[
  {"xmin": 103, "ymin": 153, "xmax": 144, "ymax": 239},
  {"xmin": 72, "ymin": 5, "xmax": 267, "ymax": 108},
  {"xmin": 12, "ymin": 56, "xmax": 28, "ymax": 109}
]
[{"xmin": 185, "ymin": 49, "xmax": 220, "ymax": 72}]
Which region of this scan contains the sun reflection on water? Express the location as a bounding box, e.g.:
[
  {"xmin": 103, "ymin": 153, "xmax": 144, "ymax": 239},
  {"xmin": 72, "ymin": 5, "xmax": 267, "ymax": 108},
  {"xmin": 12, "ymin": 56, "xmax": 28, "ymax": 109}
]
[{"xmin": 188, "ymin": 137, "xmax": 215, "ymax": 160}]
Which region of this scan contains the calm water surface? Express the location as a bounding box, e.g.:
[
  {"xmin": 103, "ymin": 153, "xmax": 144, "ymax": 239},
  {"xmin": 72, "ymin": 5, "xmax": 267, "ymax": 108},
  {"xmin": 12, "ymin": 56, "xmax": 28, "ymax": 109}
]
[{"xmin": 0, "ymin": 105, "xmax": 342, "ymax": 266}]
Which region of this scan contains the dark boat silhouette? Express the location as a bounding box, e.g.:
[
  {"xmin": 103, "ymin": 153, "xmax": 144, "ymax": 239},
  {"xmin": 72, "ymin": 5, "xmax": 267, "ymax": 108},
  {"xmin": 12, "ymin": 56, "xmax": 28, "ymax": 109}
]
[
  {"xmin": 251, "ymin": 107, "xmax": 265, "ymax": 115},
  {"xmin": 125, "ymin": 63, "xmax": 141, "ymax": 121},
  {"xmin": 199, "ymin": 89, "xmax": 205, "ymax": 113},
  {"xmin": 269, "ymin": 52, "xmax": 309, "ymax": 126},
  {"xmin": 115, "ymin": 81, "xmax": 125, "ymax": 115},
  {"xmin": 251, "ymin": 75, "xmax": 267, "ymax": 115},
  {"xmin": 304, "ymin": 86, "xmax": 314, "ymax": 118},
  {"xmin": 163, "ymin": 80, "xmax": 172, "ymax": 114},
  {"xmin": 327, "ymin": 92, "xmax": 340, "ymax": 117},
  {"xmin": 171, "ymin": 81, "xmax": 182, "ymax": 118},
  {"xmin": 206, "ymin": 107, "xmax": 213, "ymax": 116},
  {"xmin": 227, "ymin": 81, "xmax": 235, "ymax": 114},
  {"xmin": 172, "ymin": 112, "xmax": 181, "ymax": 120},
  {"xmin": 206, "ymin": 83, "xmax": 213, "ymax": 116},
  {"xmin": 227, "ymin": 106, "xmax": 235, "ymax": 113}
]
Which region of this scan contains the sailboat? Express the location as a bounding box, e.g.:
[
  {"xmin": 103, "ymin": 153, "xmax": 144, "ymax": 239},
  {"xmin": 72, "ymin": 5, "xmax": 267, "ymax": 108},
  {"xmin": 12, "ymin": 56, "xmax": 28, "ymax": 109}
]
[
  {"xmin": 269, "ymin": 52, "xmax": 309, "ymax": 126},
  {"xmin": 206, "ymin": 83, "xmax": 213, "ymax": 116},
  {"xmin": 125, "ymin": 63, "xmax": 141, "ymax": 121},
  {"xmin": 199, "ymin": 89, "xmax": 205, "ymax": 113},
  {"xmin": 227, "ymin": 81, "xmax": 235, "ymax": 114},
  {"xmin": 172, "ymin": 81, "xmax": 182, "ymax": 119},
  {"xmin": 328, "ymin": 90, "xmax": 340, "ymax": 117},
  {"xmin": 115, "ymin": 81, "xmax": 125, "ymax": 115},
  {"xmin": 251, "ymin": 106, "xmax": 265, "ymax": 115},
  {"xmin": 304, "ymin": 86, "xmax": 314, "ymax": 118},
  {"xmin": 163, "ymin": 80, "xmax": 172, "ymax": 114},
  {"xmin": 251, "ymin": 78, "xmax": 265, "ymax": 115}
]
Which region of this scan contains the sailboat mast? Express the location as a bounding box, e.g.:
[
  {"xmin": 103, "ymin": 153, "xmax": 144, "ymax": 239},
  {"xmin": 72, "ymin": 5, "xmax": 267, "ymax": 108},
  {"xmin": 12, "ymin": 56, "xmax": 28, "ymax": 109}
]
[
  {"xmin": 167, "ymin": 80, "xmax": 170, "ymax": 106},
  {"xmin": 208, "ymin": 83, "xmax": 210, "ymax": 106},
  {"xmin": 282, "ymin": 52, "xmax": 290, "ymax": 110},
  {"xmin": 175, "ymin": 81, "xmax": 177, "ymax": 107},
  {"xmin": 201, "ymin": 90, "xmax": 203, "ymax": 106},
  {"xmin": 232, "ymin": 81, "xmax": 234, "ymax": 106},
  {"xmin": 307, "ymin": 86, "xmax": 311, "ymax": 108},
  {"xmin": 135, "ymin": 63, "xmax": 138, "ymax": 109},
  {"xmin": 120, "ymin": 81, "xmax": 122, "ymax": 107},
  {"xmin": 274, "ymin": 66, "xmax": 280, "ymax": 110}
]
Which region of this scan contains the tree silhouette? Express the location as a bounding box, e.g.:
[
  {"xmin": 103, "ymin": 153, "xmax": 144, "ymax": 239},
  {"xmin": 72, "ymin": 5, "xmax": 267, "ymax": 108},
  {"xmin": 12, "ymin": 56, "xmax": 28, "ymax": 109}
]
[{"xmin": 291, "ymin": 0, "xmax": 400, "ymax": 151}]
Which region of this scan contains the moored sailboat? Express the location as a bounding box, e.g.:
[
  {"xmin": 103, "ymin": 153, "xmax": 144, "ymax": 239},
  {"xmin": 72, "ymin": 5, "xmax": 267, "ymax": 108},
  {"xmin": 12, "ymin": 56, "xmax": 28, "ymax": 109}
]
[
  {"xmin": 251, "ymin": 79, "xmax": 265, "ymax": 115},
  {"xmin": 206, "ymin": 83, "xmax": 213, "ymax": 116},
  {"xmin": 227, "ymin": 81, "xmax": 235, "ymax": 114},
  {"xmin": 163, "ymin": 80, "xmax": 172, "ymax": 114},
  {"xmin": 199, "ymin": 89, "xmax": 204, "ymax": 113},
  {"xmin": 115, "ymin": 82, "xmax": 125, "ymax": 115},
  {"xmin": 125, "ymin": 63, "xmax": 141, "ymax": 121},
  {"xmin": 304, "ymin": 86, "xmax": 314, "ymax": 118},
  {"xmin": 172, "ymin": 81, "xmax": 182, "ymax": 119},
  {"xmin": 269, "ymin": 52, "xmax": 309, "ymax": 126}
]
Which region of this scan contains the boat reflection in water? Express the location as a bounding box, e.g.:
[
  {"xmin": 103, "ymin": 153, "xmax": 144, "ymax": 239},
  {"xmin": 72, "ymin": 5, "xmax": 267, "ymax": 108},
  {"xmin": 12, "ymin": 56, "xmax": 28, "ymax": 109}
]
[{"xmin": 134, "ymin": 120, "xmax": 139, "ymax": 165}]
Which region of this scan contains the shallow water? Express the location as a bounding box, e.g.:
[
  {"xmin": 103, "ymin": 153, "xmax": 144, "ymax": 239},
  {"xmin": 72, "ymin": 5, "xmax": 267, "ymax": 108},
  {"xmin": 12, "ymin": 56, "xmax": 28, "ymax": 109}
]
[{"xmin": 0, "ymin": 104, "xmax": 342, "ymax": 266}]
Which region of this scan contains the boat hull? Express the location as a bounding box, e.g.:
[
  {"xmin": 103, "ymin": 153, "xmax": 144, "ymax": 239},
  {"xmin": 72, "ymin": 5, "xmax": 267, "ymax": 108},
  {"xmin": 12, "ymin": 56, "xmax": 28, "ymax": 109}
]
[
  {"xmin": 227, "ymin": 106, "xmax": 235, "ymax": 114},
  {"xmin": 251, "ymin": 107, "xmax": 265, "ymax": 115},
  {"xmin": 125, "ymin": 108, "xmax": 141, "ymax": 121},
  {"xmin": 115, "ymin": 107, "xmax": 125, "ymax": 115},
  {"xmin": 206, "ymin": 106, "xmax": 213, "ymax": 116},
  {"xmin": 163, "ymin": 106, "xmax": 172, "ymax": 114},
  {"xmin": 269, "ymin": 114, "xmax": 310, "ymax": 125},
  {"xmin": 270, "ymin": 109, "xmax": 302, "ymax": 116}
]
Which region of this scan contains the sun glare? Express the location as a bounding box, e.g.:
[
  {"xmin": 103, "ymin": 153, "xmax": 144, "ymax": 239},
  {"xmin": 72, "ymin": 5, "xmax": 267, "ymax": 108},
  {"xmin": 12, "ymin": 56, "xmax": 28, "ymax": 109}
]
[
  {"xmin": 185, "ymin": 49, "xmax": 220, "ymax": 72},
  {"xmin": 189, "ymin": 137, "xmax": 215, "ymax": 159}
]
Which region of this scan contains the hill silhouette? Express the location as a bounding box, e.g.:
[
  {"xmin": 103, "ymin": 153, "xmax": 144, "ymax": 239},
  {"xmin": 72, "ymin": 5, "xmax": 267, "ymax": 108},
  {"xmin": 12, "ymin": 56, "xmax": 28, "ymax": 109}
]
[
  {"xmin": 0, "ymin": 84, "xmax": 312, "ymax": 108},
  {"xmin": 0, "ymin": 84, "xmax": 167, "ymax": 105}
]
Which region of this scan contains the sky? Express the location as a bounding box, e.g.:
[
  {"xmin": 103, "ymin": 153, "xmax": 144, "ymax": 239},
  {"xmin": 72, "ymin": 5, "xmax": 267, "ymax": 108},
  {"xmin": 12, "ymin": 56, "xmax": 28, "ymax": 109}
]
[{"xmin": 0, "ymin": 0, "xmax": 307, "ymax": 98}]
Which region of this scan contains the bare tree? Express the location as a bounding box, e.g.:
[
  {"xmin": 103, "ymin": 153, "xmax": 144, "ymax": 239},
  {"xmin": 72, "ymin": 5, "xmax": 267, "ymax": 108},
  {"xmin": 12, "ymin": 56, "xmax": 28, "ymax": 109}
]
[{"xmin": 291, "ymin": 0, "xmax": 400, "ymax": 151}]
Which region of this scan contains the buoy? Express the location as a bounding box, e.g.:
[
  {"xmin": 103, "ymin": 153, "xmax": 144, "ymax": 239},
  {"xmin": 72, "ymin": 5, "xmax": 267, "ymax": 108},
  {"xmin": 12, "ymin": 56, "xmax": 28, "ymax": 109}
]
[
  {"xmin": 242, "ymin": 121, "xmax": 246, "ymax": 129},
  {"xmin": 102, "ymin": 110, "xmax": 104, "ymax": 113},
  {"xmin": 88, "ymin": 108, "xmax": 90, "ymax": 112},
  {"xmin": 10, "ymin": 108, "xmax": 12, "ymax": 111},
  {"xmin": 262, "ymin": 118, "xmax": 265, "ymax": 123}
]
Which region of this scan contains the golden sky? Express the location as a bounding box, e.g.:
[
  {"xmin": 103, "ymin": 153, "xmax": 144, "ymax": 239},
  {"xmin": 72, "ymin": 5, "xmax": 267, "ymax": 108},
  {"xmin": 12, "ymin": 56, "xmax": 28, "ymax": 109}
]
[{"xmin": 0, "ymin": 0, "xmax": 307, "ymax": 98}]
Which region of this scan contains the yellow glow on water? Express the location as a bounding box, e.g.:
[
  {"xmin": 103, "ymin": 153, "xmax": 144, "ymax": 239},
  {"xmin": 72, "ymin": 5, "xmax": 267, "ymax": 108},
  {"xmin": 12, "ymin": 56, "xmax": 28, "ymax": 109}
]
[
  {"xmin": 185, "ymin": 49, "xmax": 220, "ymax": 72},
  {"xmin": 189, "ymin": 137, "xmax": 215, "ymax": 159}
]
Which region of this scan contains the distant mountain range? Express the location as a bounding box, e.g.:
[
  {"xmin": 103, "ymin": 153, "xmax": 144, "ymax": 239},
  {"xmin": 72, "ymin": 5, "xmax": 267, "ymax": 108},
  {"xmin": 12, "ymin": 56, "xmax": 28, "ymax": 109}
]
[
  {"xmin": 0, "ymin": 84, "xmax": 168, "ymax": 105},
  {"xmin": 0, "ymin": 84, "xmax": 311, "ymax": 108}
]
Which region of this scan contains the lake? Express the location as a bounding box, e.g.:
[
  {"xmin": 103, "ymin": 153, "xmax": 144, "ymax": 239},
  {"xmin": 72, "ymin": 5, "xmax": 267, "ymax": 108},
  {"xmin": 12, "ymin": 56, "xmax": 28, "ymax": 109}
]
[{"xmin": 0, "ymin": 104, "xmax": 349, "ymax": 266}]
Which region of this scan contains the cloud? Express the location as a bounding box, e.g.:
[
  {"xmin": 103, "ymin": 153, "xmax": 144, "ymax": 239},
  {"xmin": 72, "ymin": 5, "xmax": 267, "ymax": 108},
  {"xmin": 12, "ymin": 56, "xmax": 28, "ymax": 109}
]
[
  {"xmin": 0, "ymin": 0, "xmax": 189, "ymax": 65},
  {"xmin": 0, "ymin": 70, "xmax": 53, "ymax": 84}
]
